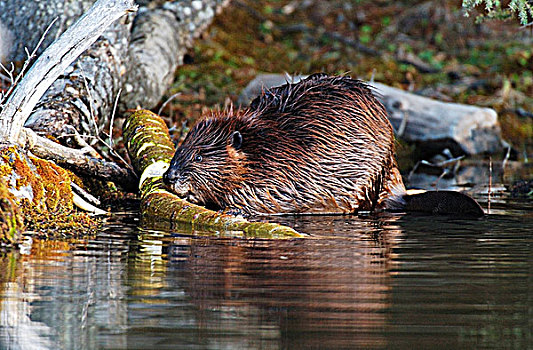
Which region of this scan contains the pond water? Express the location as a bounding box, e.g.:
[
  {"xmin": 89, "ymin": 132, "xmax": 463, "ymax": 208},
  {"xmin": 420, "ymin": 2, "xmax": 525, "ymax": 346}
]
[{"xmin": 0, "ymin": 168, "xmax": 532, "ymax": 349}]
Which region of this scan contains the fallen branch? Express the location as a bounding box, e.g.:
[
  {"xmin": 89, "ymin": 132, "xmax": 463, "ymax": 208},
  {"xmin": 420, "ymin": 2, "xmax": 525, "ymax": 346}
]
[
  {"xmin": 0, "ymin": 0, "xmax": 137, "ymax": 143},
  {"xmin": 18, "ymin": 128, "xmax": 136, "ymax": 189},
  {"xmin": 123, "ymin": 109, "xmax": 303, "ymax": 238}
]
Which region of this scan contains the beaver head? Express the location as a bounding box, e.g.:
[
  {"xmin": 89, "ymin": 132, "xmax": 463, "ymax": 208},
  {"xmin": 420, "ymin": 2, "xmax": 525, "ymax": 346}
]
[{"xmin": 163, "ymin": 110, "xmax": 274, "ymax": 211}]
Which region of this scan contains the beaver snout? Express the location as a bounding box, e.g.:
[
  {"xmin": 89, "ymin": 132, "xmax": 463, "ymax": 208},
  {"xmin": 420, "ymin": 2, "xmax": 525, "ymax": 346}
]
[{"xmin": 162, "ymin": 168, "xmax": 190, "ymax": 198}]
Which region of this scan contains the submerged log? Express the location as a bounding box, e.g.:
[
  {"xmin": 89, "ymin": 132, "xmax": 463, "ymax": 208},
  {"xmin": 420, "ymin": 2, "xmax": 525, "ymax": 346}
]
[
  {"xmin": 238, "ymin": 74, "xmax": 502, "ymax": 156},
  {"xmin": 123, "ymin": 109, "xmax": 302, "ymax": 238}
]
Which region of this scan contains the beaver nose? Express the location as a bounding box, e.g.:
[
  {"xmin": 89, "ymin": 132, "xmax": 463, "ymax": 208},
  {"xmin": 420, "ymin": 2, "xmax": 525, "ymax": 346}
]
[
  {"xmin": 162, "ymin": 167, "xmax": 178, "ymax": 185},
  {"xmin": 162, "ymin": 168, "xmax": 190, "ymax": 197}
]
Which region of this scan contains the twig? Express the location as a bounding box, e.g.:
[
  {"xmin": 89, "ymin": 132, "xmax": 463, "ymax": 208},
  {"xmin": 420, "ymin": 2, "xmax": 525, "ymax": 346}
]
[
  {"xmin": 71, "ymin": 131, "xmax": 135, "ymax": 172},
  {"xmin": 80, "ymin": 66, "xmax": 99, "ymax": 138},
  {"xmin": 407, "ymin": 160, "xmax": 421, "ymax": 182},
  {"xmin": 0, "ymin": 62, "xmax": 15, "ymax": 104},
  {"xmin": 397, "ymin": 110, "xmax": 408, "ymax": 137},
  {"xmin": 0, "ymin": 62, "xmax": 14, "ymax": 81},
  {"xmin": 488, "ymin": 156, "xmax": 492, "ymax": 215},
  {"xmin": 0, "ymin": 18, "xmax": 58, "ymax": 106},
  {"xmin": 407, "ymin": 155, "xmax": 464, "ymax": 184},
  {"xmin": 158, "ymin": 92, "xmax": 181, "ymax": 116},
  {"xmin": 60, "ymin": 125, "xmax": 101, "ymax": 158},
  {"xmin": 433, "ymin": 169, "xmax": 450, "ymax": 190},
  {"xmin": 369, "ymin": 68, "xmax": 376, "ymax": 83},
  {"xmin": 395, "ymin": 47, "xmax": 440, "ymax": 74},
  {"xmin": 71, "ymin": 182, "xmax": 101, "ymax": 206},
  {"xmin": 80, "ymin": 69, "xmax": 133, "ymax": 171},
  {"xmin": 502, "ymin": 144, "xmax": 511, "ymax": 172},
  {"xmin": 515, "ymin": 107, "xmax": 533, "ymax": 118},
  {"xmin": 19, "ymin": 128, "xmax": 137, "ymax": 189},
  {"xmin": 109, "ymin": 88, "xmax": 122, "ymax": 148},
  {"xmin": 432, "ymin": 155, "xmax": 465, "ymax": 168},
  {"xmin": 72, "ymin": 191, "xmax": 107, "ymax": 215}
]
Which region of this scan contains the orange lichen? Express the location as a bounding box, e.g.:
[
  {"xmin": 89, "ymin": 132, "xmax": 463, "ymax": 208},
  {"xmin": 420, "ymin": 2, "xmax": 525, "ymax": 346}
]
[
  {"xmin": 0, "ymin": 145, "xmax": 100, "ymax": 246},
  {"xmin": 0, "ymin": 180, "xmax": 23, "ymax": 245},
  {"xmin": 31, "ymin": 156, "xmax": 74, "ymax": 212},
  {"xmin": 0, "ymin": 145, "xmax": 73, "ymax": 213}
]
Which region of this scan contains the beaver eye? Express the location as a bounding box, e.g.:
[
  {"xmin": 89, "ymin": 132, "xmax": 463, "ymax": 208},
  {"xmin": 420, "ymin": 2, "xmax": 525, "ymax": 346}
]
[
  {"xmin": 231, "ymin": 131, "xmax": 242, "ymax": 150},
  {"xmin": 194, "ymin": 154, "xmax": 203, "ymax": 162}
]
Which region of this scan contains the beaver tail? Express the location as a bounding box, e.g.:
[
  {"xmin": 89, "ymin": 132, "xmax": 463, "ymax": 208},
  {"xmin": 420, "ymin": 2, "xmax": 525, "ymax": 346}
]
[{"xmin": 388, "ymin": 189, "xmax": 485, "ymax": 217}]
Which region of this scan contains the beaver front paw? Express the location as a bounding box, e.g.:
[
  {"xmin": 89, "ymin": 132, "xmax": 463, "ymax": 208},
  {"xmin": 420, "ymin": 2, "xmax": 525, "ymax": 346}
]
[{"xmin": 220, "ymin": 207, "xmax": 248, "ymax": 218}]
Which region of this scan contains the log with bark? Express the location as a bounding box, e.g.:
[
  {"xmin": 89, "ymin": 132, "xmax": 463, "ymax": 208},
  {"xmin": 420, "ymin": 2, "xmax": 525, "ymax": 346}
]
[
  {"xmin": 1, "ymin": 0, "xmax": 230, "ymax": 188},
  {"xmin": 0, "ymin": 0, "xmax": 232, "ymax": 244},
  {"xmin": 238, "ymin": 74, "xmax": 503, "ymax": 156},
  {"xmin": 0, "ymin": 0, "xmax": 138, "ymax": 244}
]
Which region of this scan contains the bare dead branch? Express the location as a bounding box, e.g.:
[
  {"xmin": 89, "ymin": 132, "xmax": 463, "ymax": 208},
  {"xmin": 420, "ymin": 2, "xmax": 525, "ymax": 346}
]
[
  {"xmin": 19, "ymin": 128, "xmax": 137, "ymax": 189},
  {"xmin": 0, "ymin": 0, "xmax": 137, "ymax": 144}
]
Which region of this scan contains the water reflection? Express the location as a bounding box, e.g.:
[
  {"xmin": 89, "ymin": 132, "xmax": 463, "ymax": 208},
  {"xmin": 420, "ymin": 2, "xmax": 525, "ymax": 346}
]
[
  {"xmin": 0, "ymin": 223, "xmax": 135, "ymax": 349},
  {"xmin": 0, "ymin": 207, "xmax": 532, "ymax": 349},
  {"xmin": 129, "ymin": 215, "xmax": 403, "ymax": 349}
]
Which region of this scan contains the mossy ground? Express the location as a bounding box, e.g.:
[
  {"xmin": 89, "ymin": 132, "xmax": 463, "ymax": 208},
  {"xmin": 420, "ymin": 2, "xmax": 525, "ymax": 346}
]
[
  {"xmin": 160, "ymin": 0, "xmax": 532, "ymax": 165},
  {"xmin": 0, "ymin": 146, "xmax": 101, "ymax": 245}
]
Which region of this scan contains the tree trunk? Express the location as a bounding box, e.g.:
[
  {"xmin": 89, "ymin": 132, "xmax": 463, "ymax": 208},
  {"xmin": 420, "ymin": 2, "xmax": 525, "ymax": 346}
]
[
  {"xmin": 122, "ymin": 0, "xmax": 231, "ymax": 110},
  {"xmin": 0, "ymin": 0, "xmax": 230, "ymax": 187},
  {"xmin": 0, "ymin": 1, "xmax": 231, "ymax": 244},
  {"xmin": 0, "ymin": 0, "xmax": 135, "ymax": 143}
]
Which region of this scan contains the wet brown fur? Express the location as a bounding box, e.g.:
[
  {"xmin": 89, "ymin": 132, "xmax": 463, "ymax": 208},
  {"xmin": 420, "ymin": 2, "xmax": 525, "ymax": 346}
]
[{"xmin": 163, "ymin": 74, "xmax": 406, "ymax": 215}]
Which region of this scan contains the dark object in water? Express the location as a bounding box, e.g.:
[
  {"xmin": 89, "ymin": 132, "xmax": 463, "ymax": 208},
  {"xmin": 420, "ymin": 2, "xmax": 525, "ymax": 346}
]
[
  {"xmin": 510, "ymin": 180, "xmax": 533, "ymax": 198},
  {"xmin": 402, "ymin": 190, "xmax": 484, "ymax": 217}
]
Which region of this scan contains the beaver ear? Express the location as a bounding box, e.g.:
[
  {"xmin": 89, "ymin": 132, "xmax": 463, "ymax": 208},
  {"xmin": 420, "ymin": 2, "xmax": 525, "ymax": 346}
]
[{"xmin": 231, "ymin": 131, "xmax": 242, "ymax": 150}]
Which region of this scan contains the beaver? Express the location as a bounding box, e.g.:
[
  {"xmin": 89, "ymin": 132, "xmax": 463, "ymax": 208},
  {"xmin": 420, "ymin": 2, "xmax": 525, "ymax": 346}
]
[{"xmin": 163, "ymin": 73, "xmax": 484, "ymax": 217}]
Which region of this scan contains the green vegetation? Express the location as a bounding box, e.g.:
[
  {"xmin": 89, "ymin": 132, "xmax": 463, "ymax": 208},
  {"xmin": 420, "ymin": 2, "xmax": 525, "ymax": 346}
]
[{"xmin": 463, "ymin": 0, "xmax": 533, "ymax": 25}]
